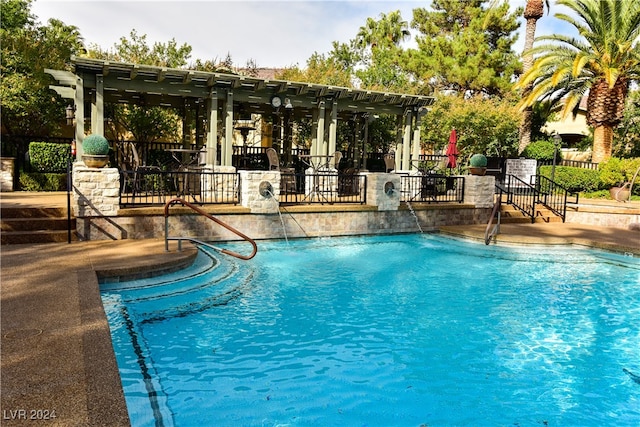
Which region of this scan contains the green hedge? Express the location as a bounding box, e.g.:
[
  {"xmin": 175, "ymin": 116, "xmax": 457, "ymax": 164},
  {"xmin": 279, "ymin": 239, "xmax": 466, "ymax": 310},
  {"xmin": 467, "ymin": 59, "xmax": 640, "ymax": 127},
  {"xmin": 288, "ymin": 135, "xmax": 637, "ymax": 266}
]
[
  {"xmin": 29, "ymin": 142, "xmax": 72, "ymax": 173},
  {"xmin": 520, "ymin": 139, "xmax": 563, "ymax": 162},
  {"xmin": 598, "ymin": 157, "xmax": 640, "ymax": 188},
  {"xmin": 539, "ymin": 165, "xmax": 600, "ymax": 192},
  {"xmin": 19, "ymin": 172, "xmax": 68, "ymax": 191}
]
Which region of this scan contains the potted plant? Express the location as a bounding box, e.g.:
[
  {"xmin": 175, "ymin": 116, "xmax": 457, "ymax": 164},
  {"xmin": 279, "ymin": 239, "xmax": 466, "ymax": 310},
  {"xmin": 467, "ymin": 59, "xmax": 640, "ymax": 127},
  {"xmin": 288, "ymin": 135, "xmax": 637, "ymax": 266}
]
[
  {"xmin": 81, "ymin": 134, "xmax": 110, "ymax": 168},
  {"xmin": 468, "ymin": 154, "xmax": 487, "ymax": 176}
]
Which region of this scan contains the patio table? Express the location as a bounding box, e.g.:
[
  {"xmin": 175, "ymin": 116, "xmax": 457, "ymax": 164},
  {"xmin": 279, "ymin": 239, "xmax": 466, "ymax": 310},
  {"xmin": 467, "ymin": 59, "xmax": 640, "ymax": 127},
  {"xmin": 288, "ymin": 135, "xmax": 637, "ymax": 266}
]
[{"xmin": 299, "ymin": 154, "xmax": 335, "ymax": 203}]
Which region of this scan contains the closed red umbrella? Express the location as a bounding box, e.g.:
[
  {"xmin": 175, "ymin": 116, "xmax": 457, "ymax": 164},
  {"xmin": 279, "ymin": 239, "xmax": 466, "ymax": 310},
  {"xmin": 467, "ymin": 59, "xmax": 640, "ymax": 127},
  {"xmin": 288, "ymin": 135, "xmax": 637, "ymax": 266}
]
[{"xmin": 446, "ymin": 128, "xmax": 459, "ymax": 168}]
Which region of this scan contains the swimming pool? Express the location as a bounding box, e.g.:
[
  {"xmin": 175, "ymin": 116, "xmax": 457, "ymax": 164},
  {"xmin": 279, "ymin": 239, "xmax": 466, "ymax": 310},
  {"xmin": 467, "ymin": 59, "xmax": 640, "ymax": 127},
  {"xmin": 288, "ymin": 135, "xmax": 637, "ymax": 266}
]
[{"xmin": 101, "ymin": 234, "xmax": 640, "ymax": 426}]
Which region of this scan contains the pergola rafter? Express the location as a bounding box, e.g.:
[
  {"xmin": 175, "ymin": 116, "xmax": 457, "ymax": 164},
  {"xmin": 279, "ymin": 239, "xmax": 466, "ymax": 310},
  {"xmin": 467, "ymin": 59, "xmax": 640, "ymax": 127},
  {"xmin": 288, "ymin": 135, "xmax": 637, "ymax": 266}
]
[{"xmin": 47, "ymin": 57, "xmax": 434, "ymax": 170}]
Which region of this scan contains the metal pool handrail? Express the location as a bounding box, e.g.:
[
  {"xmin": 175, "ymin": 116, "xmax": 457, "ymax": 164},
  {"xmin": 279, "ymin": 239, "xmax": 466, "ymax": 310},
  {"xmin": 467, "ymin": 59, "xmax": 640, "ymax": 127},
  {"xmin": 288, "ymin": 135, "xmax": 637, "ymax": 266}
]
[
  {"xmin": 164, "ymin": 198, "xmax": 257, "ymax": 260},
  {"xmin": 485, "ymin": 190, "xmax": 502, "ymax": 245}
]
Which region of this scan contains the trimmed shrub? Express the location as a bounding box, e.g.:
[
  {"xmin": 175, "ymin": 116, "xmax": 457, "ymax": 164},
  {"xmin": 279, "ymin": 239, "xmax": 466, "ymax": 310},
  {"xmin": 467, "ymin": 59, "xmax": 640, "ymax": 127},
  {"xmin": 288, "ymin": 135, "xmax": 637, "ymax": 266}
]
[
  {"xmin": 520, "ymin": 139, "xmax": 563, "ymax": 162},
  {"xmin": 539, "ymin": 165, "xmax": 600, "ymax": 193},
  {"xmin": 82, "ymin": 134, "xmax": 110, "ymax": 155},
  {"xmin": 28, "ymin": 142, "xmax": 71, "ymax": 173},
  {"xmin": 469, "ymin": 154, "xmax": 487, "ymax": 167},
  {"xmin": 19, "ymin": 172, "xmax": 68, "ymax": 191},
  {"xmin": 598, "ymin": 157, "xmax": 640, "ymax": 191}
]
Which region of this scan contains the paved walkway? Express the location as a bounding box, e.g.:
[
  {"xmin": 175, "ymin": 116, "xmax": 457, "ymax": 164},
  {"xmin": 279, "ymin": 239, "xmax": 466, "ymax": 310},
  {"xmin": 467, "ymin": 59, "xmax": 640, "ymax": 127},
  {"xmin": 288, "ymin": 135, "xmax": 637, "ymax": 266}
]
[
  {"xmin": 1, "ymin": 192, "xmax": 638, "ymax": 425},
  {"xmin": 441, "ymin": 222, "xmax": 640, "ymax": 255},
  {"xmin": 1, "ymin": 237, "xmax": 197, "ymax": 426}
]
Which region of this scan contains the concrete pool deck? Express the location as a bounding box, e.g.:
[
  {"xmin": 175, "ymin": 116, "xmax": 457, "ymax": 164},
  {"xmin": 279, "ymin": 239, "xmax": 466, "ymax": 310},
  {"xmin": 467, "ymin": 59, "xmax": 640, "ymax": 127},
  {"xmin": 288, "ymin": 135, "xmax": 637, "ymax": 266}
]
[{"xmin": 1, "ymin": 193, "xmax": 639, "ymax": 425}]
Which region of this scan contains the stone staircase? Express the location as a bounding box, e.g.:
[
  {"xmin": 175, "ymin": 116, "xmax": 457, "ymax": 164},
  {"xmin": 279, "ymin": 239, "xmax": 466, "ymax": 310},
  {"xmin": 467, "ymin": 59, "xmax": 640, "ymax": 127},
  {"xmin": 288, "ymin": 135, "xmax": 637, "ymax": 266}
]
[
  {"xmin": 499, "ymin": 202, "xmax": 563, "ymax": 224},
  {"xmin": 1, "ymin": 205, "xmax": 77, "ymax": 244}
]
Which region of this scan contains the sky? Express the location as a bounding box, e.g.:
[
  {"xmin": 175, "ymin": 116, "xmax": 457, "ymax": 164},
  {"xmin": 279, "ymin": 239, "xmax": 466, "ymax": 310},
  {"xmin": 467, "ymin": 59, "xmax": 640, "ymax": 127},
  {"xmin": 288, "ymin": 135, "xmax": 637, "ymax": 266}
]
[{"xmin": 30, "ymin": 0, "xmax": 577, "ymax": 69}]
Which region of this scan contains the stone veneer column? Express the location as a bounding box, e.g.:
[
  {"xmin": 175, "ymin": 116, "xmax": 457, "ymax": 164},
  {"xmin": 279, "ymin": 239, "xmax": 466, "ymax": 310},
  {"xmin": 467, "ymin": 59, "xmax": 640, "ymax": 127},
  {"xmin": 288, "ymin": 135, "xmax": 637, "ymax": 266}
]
[
  {"xmin": 72, "ymin": 163, "xmax": 120, "ymax": 217},
  {"xmin": 364, "ymin": 172, "xmax": 402, "ymax": 210},
  {"xmin": 462, "ymin": 175, "xmax": 495, "ymax": 208},
  {"xmin": 239, "ymin": 170, "xmax": 280, "ymax": 214},
  {"xmin": 0, "ymin": 157, "xmax": 15, "ymax": 192}
]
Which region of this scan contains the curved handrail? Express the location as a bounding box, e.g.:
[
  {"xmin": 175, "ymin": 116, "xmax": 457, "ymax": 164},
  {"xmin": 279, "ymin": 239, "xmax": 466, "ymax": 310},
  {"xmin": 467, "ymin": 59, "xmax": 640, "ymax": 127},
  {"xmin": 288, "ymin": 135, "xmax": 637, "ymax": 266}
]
[
  {"xmin": 484, "ymin": 196, "xmax": 502, "ymax": 245},
  {"xmin": 164, "ymin": 198, "xmax": 257, "ymax": 260}
]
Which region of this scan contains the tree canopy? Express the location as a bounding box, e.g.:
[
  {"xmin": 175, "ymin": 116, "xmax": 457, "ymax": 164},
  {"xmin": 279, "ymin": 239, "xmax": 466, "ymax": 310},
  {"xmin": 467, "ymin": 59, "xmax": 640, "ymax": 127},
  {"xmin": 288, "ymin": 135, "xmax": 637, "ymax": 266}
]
[
  {"xmin": 515, "ymin": 0, "xmax": 640, "ymax": 162},
  {"xmin": 1, "ymin": 0, "xmax": 84, "ymax": 136},
  {"xmin": 86, "ymin": 30, "xmax": 193, "ymax": 142},
  {"xmin": 406, "ymin": 0, "xmax": 522, "ymax": 97}
]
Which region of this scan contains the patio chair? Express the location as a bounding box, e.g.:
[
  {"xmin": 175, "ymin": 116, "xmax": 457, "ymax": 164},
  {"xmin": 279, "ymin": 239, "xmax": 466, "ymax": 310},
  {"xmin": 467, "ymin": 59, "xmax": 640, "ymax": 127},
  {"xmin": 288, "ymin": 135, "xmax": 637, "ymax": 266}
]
[
  {"xmin": 266, "ymin": 148, "xmax": 296, "ymax": 192},
  {"xmin": 384, "ymin": 154, "xmax": 395, "ymax": 173},
  {"xmin": 117, "ymin": 142, "xmax": 164, "ymax": 203},
  {"xmin": 338, "ymin": 167, "xmax": 359, "ymax": 196},
  {"xmin": 332, "ymin": 151, "xmax": 343, "ymax": 169},
  {"xmin": 266, "ymin": 148, "xmax": 280, "ymax": 170}
]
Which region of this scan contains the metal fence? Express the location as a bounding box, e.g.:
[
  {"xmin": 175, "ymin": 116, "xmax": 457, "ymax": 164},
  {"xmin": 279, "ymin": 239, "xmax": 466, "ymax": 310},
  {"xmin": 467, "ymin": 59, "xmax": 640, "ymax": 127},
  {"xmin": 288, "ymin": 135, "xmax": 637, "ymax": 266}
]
[
  {"xmin": 119, "ymin": 169, "xmax": 240, "ymax": 207},
  {"xmin": 538, "ymin": 159, "xmax": 599, "ymax": 170},
  {"xmin": 278, "ymin": 171, "xmax": 367, "ymax": 205},
  {"xmin": 399, "ymin": 174, "xmax": 465, "ymax": 203}
]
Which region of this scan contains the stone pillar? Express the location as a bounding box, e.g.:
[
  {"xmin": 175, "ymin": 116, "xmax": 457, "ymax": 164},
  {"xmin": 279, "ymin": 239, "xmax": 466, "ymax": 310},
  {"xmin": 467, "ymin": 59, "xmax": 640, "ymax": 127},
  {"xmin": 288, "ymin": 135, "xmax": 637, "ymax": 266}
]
[
  {"xmin": 365, "ymin": 172, "xmax": 401, "ymax": 211},
  {"xmin": 463, "ymin": 175, "xmax": 495, "ymax": 208},
  {"xmin": 1, "ymin": 157, "xmax": 15, "ymax": 192},
  {"xmin": 72, "ymin": 163, "xmax": 120, "ymax": 217},
  {"xmin": 239, "ymin": 170, "xmax": 280, "ymax": 214},
  {"xmin": 200, "ymin": 165, "xmax": 235, "ymax": 202}
]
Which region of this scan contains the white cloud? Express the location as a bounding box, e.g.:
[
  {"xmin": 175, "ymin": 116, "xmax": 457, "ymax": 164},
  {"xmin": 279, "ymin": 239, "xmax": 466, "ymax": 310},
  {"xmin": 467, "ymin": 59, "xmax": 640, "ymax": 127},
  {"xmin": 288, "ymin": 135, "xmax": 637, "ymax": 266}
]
[{"xmin": 30, "ymin": 0, "xmax": 578, "ymax": 69}]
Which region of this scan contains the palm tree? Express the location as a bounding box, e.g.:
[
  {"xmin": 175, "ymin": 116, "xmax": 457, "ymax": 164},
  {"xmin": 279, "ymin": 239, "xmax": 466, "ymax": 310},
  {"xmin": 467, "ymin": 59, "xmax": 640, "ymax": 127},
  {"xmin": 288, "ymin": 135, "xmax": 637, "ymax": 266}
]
[
  {"xmin": 516, "ymin": 0, "xmax": 640, "ymax": 163},
  {"xmin": 356, "ymin": 10, "xmax": 410, "ymax": 51},
  {"xmin": 518, "ymin": 0, "xmax": 550, "ymax": 154},
  {"xmin": 485, "ymin": 0, "xmax": 549, "ymax": 154}
]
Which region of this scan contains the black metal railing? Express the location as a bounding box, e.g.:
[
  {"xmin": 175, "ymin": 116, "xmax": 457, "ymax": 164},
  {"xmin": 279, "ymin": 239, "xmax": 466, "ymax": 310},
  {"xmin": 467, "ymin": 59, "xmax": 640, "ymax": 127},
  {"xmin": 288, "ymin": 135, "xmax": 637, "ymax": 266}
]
[
  {"xmin": 501, "ymin": 174, "xmax": 538, "ymax": 222},
  {"xmin": 119, "ymin": 169, "xmax": 240, "ymax": 207},
  {"xmin": 534, "ymin": 174, "xmax": 578, "ymax": 222},
  {"xmin": 538, "ymin": 159, "xmax": 598, "ymax": 170},
  {"xmin": 400, "ymin": 174, "xmax": 465, "ymax": 203},
  {"xmin": 278, "ymin": 171, "xmax": 367, "ymax": 205}
]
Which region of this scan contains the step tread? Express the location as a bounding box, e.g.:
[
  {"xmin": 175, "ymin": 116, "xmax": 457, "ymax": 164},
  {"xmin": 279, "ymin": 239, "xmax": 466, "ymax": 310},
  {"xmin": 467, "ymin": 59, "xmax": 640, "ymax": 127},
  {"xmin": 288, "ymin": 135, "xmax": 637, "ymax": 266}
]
[
  {"xmin": 2, "ymin": 217, "xmax": 75, "ymax": 231},
  {"xmin": 1, "ymin": 207, "xmax": 69, "ymax": 219},
  {"xmin": 1, "ymin": 230, "xmax": 78, "ymax": 244}
]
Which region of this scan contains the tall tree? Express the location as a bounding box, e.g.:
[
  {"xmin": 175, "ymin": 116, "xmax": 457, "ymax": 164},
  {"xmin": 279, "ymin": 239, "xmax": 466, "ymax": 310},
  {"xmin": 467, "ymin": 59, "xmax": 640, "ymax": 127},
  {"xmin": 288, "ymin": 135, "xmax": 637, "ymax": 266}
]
[
  {"xmin": 406, "ymin": 0, "xmax": 522, "ymax": 97},
  {"xmin": 1, "ymin": 0, "xmax": 84, "ymax": 136},
  {"xmin": 356, "ymin": 10, "xmax": 410, "ymax": 51},
  {"xmin": 516, "ymin": 0, "xmax": 640, "ymax": 163},
  {"xmin": 277, "ymin": 43, "xmax": 354, "ymax": 87},
  {"xmin": 354, "ymin": 10, "xmax": 413, "ymax": 92},
  {"xmin": 517, "ymin": 0, "xmax": 550, "ymax": 154},
  {"xmin": 86, "ymin": 30, "xmax": 193, "ymax": 142}
]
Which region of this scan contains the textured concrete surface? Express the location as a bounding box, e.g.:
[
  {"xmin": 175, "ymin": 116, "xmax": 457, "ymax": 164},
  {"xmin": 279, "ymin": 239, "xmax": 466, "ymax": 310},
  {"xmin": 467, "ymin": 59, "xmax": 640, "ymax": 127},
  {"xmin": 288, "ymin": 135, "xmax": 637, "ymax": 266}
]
[
  {"xmin": 440, "ymin": 221, "xmax": 640, "ymax": 255},
  {"xmin": 1, "ymin": 192, "xmax": 638, "ymax": 426},
  {"xmin": 1, "ymin": 238, "xmax": 197, "ymax": 426}
]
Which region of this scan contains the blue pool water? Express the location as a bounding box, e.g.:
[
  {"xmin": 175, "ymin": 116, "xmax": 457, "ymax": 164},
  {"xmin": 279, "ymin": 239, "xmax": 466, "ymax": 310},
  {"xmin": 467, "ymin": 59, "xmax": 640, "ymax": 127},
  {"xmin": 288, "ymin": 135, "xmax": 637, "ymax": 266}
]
[{"xmin": 101, "ymin": 234, "xmax": 640, "ymax": 426}]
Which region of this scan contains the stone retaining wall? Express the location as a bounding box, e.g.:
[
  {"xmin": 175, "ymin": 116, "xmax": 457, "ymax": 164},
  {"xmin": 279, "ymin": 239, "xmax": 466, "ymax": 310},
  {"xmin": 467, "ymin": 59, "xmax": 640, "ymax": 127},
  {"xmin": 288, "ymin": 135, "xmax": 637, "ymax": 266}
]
[
  {"xmin": 566, "ymin": 209, "xmax": 640, "ymax": 229},
  {"xmin": 76, "ymin": 205, "xmax": 490, "ymax": 241},
  {"xmin": 71, "ymin": 164, "xmax": 495, "ymax": 241}
]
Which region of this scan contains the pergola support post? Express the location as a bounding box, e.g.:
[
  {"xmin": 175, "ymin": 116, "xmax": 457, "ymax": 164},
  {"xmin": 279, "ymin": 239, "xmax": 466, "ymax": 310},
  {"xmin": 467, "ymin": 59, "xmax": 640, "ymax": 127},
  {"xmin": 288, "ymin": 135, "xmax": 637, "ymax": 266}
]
[
  {"xmin": 206, "ymin": 89, "xmax": 218, "ymax": 166},
  {"xmin": 74, "ymin": 75, "xmax": 85, "ymax": 159},
  {"xmin": 328, "ymin": 98, "xmax": 337, "ymax": 157},
  {"xmin": 314, "ymin": 100, "xmax": 326, "ymax": 157},
  {"xmin": 91, "ymin": 74, "xmax": 104, "ymax": 137},
  {"xmin": 223, "ymin": 90, "xmax": 234, "ymax": 166},
  {"xmin": 401, "ymin": 109, "xmax": 412, "ymax": 171},
  {"xmin": 411, "ymin": 107, "xmax": 422, "ymax": 168}
]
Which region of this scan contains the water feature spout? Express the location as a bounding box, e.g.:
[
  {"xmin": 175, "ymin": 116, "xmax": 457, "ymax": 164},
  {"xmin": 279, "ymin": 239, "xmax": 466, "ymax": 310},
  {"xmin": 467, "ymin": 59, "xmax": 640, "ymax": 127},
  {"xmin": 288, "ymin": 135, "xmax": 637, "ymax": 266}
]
[
  {"xmin": 405, "ymin": 201, "xmax": 423, "ymax": 233},
  {"xmin": 266, "ymin": 190, "xmax": 288, "ymax": 244}
]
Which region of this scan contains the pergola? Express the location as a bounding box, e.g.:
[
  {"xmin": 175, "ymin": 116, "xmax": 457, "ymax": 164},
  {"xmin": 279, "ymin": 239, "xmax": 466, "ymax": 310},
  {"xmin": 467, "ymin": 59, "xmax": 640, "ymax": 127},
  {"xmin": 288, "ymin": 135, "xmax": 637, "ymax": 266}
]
[{"xmin": 46, "ymin": 57, "xmax": 434, "ymax": 171}]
